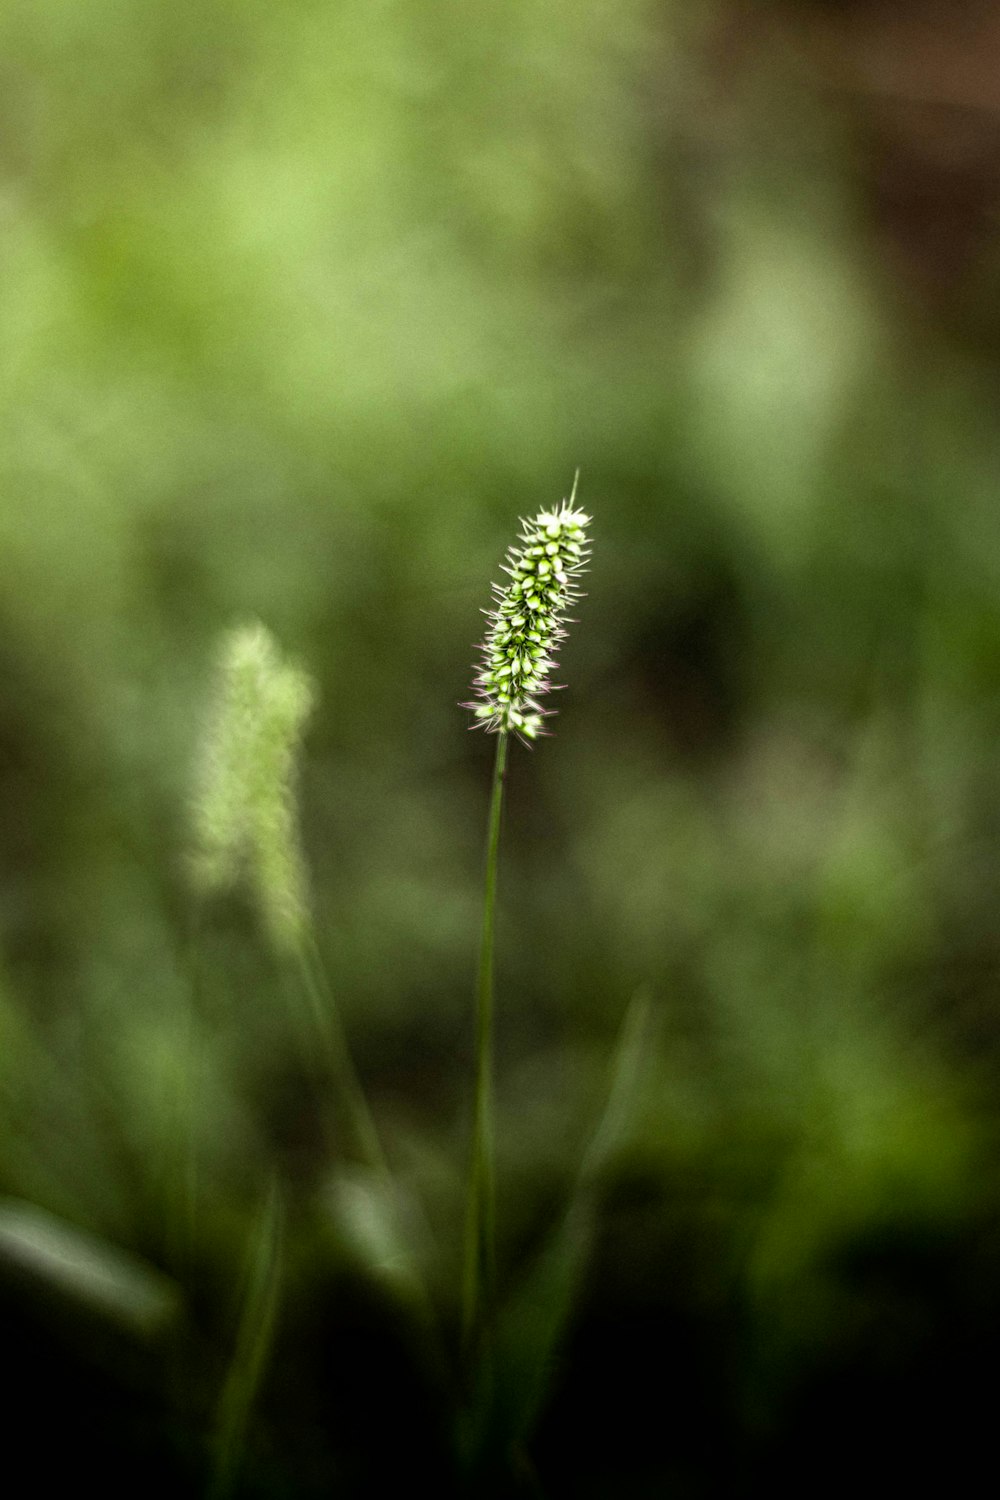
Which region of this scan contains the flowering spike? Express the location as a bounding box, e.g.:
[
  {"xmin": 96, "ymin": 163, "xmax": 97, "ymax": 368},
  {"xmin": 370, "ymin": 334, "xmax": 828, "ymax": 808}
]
[
  {"xmin": 189, "ymin": 621, "xmax": 315, "ymax": 951},
  {"xmin": 464, "ymin": 483, "xmax": 591, "ymax": 741}
]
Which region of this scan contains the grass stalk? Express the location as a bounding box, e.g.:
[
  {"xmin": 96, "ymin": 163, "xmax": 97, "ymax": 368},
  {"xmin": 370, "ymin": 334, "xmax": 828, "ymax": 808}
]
[
  {"xmin": 463, "ymin": 728, "xmax": 508, "ymax": 1356},
  {"xmin": 210, "ymin": 1178, "xmax": 284, "ymax": 1500}
]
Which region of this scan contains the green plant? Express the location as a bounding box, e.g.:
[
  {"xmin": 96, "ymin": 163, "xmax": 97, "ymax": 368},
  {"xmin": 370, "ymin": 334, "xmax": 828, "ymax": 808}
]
[
  {"xmin": 185, "ymin": 492, "xmax": 617, "ymax": 1492},
  {"xmin": 461, "ymin": 483, "xmax": 592, "ymax": 1364},
  {"xmin": 188, "ymin": 622, "xmax": 388, "ymax": 1497},
  {"xmin": 465, "ymin": 476, "xmax": 592, "ymax": 744},
  {"xmin": 189, "ymin": 620, "xmax": 314, "ymax": 955},
  {"xmin": 189, "ymin": 621, "xmax": 384, "ymax": 1175}
]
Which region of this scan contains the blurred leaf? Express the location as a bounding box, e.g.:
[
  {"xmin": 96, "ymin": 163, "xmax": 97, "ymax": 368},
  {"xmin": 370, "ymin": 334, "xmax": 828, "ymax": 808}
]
[
  {"xmin": 0, "ymin": 1197, "xmax": 181, "ymax": 1338},
  {"xmin": 323, "ymin": 1164, "xmax": 424, "ymax": 1300}
]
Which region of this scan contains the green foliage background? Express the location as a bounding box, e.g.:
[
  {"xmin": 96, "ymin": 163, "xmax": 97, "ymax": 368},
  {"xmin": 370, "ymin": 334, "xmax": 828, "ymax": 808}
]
[{"xmin": 1, "ymin": 3, "xmax": 999, "ymax": 1494}]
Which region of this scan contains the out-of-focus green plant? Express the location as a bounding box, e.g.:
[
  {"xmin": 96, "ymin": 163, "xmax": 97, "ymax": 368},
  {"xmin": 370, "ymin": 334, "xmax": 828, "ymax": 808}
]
[
  {"xmin": 189, "ymin": 622, "xmax": 388, "ymax": 1178},
  {"xmin": 188, "ymin": 622, "xmax": 390, "ymax": 1495},
  {"xmin": 189, "ymin": 621, "xmax": 315, "ymax": 954}
]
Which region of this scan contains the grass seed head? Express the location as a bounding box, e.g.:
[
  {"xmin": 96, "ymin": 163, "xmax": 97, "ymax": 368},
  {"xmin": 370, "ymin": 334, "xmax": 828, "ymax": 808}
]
[
  {"xmin": 189, "ymin": 621, "xmax": 315, "ymax": 951},
  {"xmin": 465, "ymin": 481, "xmax": 591, "ymax": 742}
]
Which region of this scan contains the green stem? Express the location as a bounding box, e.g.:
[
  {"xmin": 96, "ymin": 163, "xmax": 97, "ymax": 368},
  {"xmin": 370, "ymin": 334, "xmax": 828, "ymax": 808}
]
[
  {"xmin": 169, "ymin": 897, "xmax": 208, "ymax": 1281},
  {"xmin": 209, "ymin": 1178, "xmax": 284, "ymax": 1500},
  {"xmin": 463, "ymin": 729, "xmax": 508, "ymax": 1355},
  {"xmin": 295, "ymin": 935, "xmax": 389, "ymax": 1180}
]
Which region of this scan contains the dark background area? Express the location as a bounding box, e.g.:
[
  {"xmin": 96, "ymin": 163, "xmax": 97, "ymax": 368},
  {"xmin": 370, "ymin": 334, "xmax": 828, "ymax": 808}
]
[{"xmin": 2, "ymin": 1, "xmax": 1000, "ymax": 1493}]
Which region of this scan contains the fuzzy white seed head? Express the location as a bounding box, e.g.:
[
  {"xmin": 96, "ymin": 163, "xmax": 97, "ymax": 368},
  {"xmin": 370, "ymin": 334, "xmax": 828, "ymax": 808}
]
[
  {"xmin": 189, "ymin": 621, "xmax": 315, "ymax": 951},
  {"xmin": 464, "ymin": 484, "xmax": 591, "ymax": 742}
]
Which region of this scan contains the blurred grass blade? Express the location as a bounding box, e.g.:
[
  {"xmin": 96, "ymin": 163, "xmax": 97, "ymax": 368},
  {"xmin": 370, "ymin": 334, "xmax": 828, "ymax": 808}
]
[
  {"xmin": 0, "ymin": 1197, "xmax": 182, "ymax": 1337},
  {"xmin": 211, "ymin": 1178, "xmax": 284, "ymax": 1500},
  {"xmin": 487, "ymin": 1201, "xmax": 589, "ymax": 1468},
  {"xmin": 294, "ymin": 935, "xmax": 389, "ymax": 1177},
  {"xmin": 577, "ymin": 986, "xmax": 651, "ymax": 1192},
  {"xmin": 323, "ymin": 1164, "xmax": 452, "ymax": 1399},
  {"xmin": 325, "ymin": 1163, "xmax": 425, "ymax": 1298},
  {"xmin": 487, "ymin": 988, "xmax": 653, "ymax": 1459}
]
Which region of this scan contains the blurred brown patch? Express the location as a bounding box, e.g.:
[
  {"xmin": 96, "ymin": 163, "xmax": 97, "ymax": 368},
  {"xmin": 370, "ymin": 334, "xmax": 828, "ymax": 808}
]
[{"xmin": 704, "ymin": 0, "xmax": 1000, "ymax": 342}]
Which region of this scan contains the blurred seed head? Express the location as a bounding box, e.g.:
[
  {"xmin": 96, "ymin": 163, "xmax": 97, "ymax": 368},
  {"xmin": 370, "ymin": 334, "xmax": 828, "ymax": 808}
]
[{"xmin": 189, "ymin": 621, "xmax": 314, "ymax": 952}]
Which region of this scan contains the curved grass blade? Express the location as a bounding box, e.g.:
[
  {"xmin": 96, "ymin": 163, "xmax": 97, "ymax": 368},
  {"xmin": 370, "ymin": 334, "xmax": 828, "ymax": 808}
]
[
  {"xmin": 0, "ymin": 1196, "xmax": 182, "ymax": 1338},
  {"xmin": 486, "ymin": 988, "xmax": 652, "ymax": 1465},
  {"xmin": 210, "ymin": 1177, "xmax": 284, "ymax": 1500}
]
